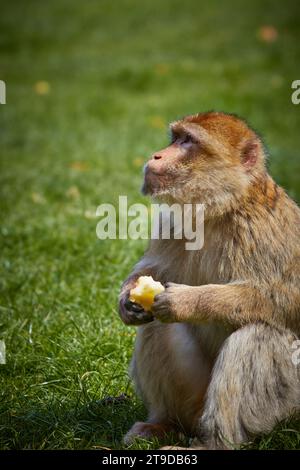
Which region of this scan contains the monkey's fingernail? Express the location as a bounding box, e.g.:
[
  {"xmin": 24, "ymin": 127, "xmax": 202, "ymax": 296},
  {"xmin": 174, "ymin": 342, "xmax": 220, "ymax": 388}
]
[
  {"xmin": 131, "ymin": 302, "xmax": 145, "ymax": 313},
  {"xmin": 124, "ymin": 299, "xmax": 143, "ymax": 312}
]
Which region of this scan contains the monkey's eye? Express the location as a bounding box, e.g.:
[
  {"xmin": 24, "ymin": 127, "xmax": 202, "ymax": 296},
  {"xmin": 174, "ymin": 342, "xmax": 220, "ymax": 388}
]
[
  {"xmin": 180, "ymin": 134, "xmax": 194, "ymax": 146},
  {"xmin": 171, "ymin": 132, "xmax": 195, "ymax": 146}
]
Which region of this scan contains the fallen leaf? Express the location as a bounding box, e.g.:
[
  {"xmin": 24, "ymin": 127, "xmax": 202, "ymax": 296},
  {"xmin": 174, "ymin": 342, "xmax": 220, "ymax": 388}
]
[
  {"xmin": 92, "ymin": 446, "xmax": 112, "ymax": 450},
  {"xmin": 133, "ymin": 157, "xmax": 144, "ymax": 167},
  {"xmin": 66, "ymin": 185, "xmax": 80, "ymax": 199},
  {"xmin": 31, "ymin": 192, "xmax": 46, "ymax": 204},
  {"xmin": 258, "ymin": 25, "xmax": 278, "ymax": 43},
  {"xmin": 34, "ymin": 81, "xmax": 50, "ymax": 95},
  {"xmin": 149, "ymin": 116, "xmax": 166, "ymax": 129},
  {"xmin": 69, "ymin": 161, "xmax": 89, "ymax": 171},
  {"xmin": 154, "ymin": 63, "xmax": 170, "ymax": 75},
  {"xmin": 84, "ymin": 209, "xmax": 97, "ymax": 219}
]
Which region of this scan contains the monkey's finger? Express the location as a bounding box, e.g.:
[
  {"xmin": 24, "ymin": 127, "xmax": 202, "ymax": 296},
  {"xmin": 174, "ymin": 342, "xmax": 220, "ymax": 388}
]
[
  {"xmin": 151, "ymin": 299, "xmax": 166, "ymax": 317},
  {"xmin": 124, "ymin": 298, "xmax": 144, "ymax": 313},
  {"xmin": 151, "ymin": 297, "xmax": 171, "ymax": 319},
  {"xmin": 119, "ymin": 297, "xmax": 154, "ymax": 325}
]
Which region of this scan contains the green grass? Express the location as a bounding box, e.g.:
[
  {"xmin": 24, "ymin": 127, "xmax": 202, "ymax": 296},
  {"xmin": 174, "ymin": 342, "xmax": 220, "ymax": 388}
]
[{"xmin": 1, "ymin": 0, "xmax": 300, "ymax": 450}]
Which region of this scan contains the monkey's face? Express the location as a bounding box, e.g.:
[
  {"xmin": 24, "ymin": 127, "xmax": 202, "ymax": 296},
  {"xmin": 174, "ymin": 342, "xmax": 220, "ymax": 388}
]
[
  {"xmin": 142, "ymin": 132, "xmax": 195, "ymax": 199},
  {"xmin": 142, "ymin": 112, "xmax": 265, "ymax": 210}
]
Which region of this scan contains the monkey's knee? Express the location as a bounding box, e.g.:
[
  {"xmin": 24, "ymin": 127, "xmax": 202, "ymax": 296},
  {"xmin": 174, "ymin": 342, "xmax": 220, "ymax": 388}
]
[{"xmin": 200, "ymin": 323, "xmax": 300, "ymax": 449}]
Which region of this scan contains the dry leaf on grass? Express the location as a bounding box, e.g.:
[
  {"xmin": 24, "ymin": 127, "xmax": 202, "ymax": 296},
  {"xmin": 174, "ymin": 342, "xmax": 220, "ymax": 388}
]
[
  {"xmin": 258, "ymin": 25, "xmax": 278, "ymax": 43},
  {"xmin": 69, "ymin": 161, "xmax": 89, "ymax": 171},
  {"xmin": 149, "ymin": 116, "xmax": 166, "ymax": 129},
  {"xmin": 154, "ymin": 63, "xmax": 170, "ymax": 75},
  {"xmin": 66, "ymin": 185, "xmax": 80, "ymax": 199},
  {"xmin": 34, "ymin": 81, "xmax": 50, "ymax": 95},
  {"xmin": 133, "ymin": 157, "xmax": 144, "ymax": 167},
  {"xmin": 31, "ymin": 192, "xmax": 46, "ymax": 204}
]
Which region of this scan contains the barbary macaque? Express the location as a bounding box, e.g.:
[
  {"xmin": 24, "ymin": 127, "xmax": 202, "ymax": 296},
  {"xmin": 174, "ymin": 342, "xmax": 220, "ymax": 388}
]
[{"xmin": 119, "ymin": 111, "xmax": 300, "ymax": 449}]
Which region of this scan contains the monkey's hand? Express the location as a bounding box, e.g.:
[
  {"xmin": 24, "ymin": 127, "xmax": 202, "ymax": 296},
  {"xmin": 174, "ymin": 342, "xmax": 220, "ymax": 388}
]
[
  {"xmin": 119, "ymin": 289, "xmax": 154, "ymax": 326},
  {"xmin": 152, "ymin": 282, "xmax": 200, "ymax": 323}
]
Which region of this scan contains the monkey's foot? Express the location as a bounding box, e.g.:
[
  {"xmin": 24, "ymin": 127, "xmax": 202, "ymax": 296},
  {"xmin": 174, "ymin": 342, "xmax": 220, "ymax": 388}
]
[{"xmin": 123, "ymin": 421, "xmax": 173, "ymax": 445}]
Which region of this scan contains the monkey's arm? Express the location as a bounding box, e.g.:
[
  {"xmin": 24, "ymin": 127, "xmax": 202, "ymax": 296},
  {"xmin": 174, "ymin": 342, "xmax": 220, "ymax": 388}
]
[{"xmin": 152, "ymin": 281, "xmax": 293, "ymax": 329}]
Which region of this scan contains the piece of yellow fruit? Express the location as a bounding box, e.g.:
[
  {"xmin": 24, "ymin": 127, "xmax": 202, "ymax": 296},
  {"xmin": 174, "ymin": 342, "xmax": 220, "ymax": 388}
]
[{"xmin": 129, "ymin": 276, "xmax": 165, "ymax": 311}]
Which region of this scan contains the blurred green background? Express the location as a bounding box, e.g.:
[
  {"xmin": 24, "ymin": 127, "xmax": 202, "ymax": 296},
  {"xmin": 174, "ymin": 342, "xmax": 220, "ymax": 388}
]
[{"xmin": 0, "ymin": 0, "xmax": 300, "ymax": 450}]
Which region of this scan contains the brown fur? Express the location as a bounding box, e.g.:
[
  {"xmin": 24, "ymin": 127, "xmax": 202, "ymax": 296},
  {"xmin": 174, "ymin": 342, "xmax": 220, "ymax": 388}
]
[{"xmin": 119, "ymin": 112, "xmax": 300, "ymax": 448}]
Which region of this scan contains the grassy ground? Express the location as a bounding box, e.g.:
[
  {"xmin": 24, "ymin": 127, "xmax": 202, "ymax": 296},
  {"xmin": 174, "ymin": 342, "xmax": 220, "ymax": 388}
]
[{"xmin": 0, "ymin": 0, "xmax": 300, "ymax": 450}]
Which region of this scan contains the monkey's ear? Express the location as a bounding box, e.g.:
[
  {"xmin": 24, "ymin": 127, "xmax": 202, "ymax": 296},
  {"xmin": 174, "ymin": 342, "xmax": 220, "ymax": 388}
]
[{"xmin": 241, "ymin": 139, "xmax": 259, "ymax": 169}]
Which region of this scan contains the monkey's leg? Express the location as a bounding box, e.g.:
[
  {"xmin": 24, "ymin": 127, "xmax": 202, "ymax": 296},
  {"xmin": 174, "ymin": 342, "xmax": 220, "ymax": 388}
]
[
  {"xmin": 123, "ymin": 323, "xmax": 212, "ymax": 445},
  {"xmin": 199, "ymin": 323, "xmax": 300, "ymax": 449}
]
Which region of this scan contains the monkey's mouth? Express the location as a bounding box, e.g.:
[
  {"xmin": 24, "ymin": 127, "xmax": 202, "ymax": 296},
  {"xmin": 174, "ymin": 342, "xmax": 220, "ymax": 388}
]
[
  {"xmin": 142, "ymin": 164, "xmax": 191, "ymax": 199},
  {"xmin": 142, "ymin": 167, "xmax": 169, "ymax": 196}
]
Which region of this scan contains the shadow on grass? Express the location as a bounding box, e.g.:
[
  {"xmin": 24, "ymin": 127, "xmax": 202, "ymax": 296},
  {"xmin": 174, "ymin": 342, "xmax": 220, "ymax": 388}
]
[
  {"xmin": 1, "ymin": 395, "xmax": 300, "ymax": 450},
  {"xmin": 0, "ymin": 397, "xmax": 147, "ymax": 450}
]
